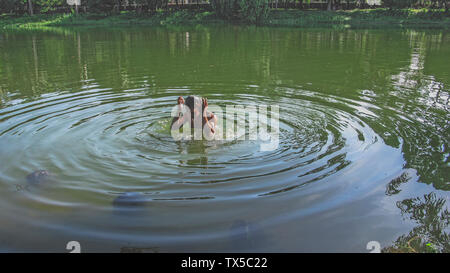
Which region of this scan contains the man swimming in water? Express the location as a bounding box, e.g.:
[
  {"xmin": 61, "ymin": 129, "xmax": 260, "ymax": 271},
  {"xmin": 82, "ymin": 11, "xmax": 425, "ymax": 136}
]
[{"xmin": 171, "ymin": 95, "xmax": 217, "ymax": 136}]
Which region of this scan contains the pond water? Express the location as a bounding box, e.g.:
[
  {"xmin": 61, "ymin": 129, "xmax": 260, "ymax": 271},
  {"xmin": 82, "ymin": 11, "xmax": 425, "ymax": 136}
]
[{"xmin": 0, "ymin": 26, "xmax": 448, "ymax": 252}]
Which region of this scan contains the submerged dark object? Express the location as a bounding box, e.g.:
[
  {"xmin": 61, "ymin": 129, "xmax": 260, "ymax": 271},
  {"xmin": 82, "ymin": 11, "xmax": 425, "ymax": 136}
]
[
  {"xmin": 112, "ymin": 192, "xmax": 147, "ymax": 208},
  {"xmin": 26, "ymin": 170, "xmax": 51, "ymax": 185}
]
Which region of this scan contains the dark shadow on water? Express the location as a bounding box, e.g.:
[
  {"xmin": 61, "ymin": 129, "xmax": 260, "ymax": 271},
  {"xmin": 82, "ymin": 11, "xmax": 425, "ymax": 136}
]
[{"xmin": 112, "ymin": 192, "xmax": 149, "ymax": 217}]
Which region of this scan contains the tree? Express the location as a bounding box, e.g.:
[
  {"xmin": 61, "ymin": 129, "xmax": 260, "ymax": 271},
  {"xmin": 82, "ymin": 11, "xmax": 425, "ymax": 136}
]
[
  {"xmin": 36, "ymin": 0, "xmax": 65, "ymax": 13},
  {"xmin": 382, "ymin": 0, "xmax": 416, "ymax": 8},
  {"xmin": 327, "ymin": 0, "xmax": 334, "ymax": 11},
  {"xmin": 28, "ymin": 0, "xmax": 34, "ymax": 15},
  {"xmin": 0, "ymin": 0, "xmax": 18, "ymax": 14},
  {"xmin": 87, "ymin": 0, "xmax": 116, "ymax": 13},
  {"xmin": 211, "ymin": 0, "xmax": 269, "ymax": 22},
  {"xmin": 239, "ymin": 0, "xmax": 270, "ymax": 23}
]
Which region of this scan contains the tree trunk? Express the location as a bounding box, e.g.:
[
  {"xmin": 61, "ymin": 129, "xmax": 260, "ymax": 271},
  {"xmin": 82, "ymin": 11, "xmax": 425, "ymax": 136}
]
[
  {"xmin": 116, "ymin": 0, "xmax": 120, "ymax": 13},
  {"xmin": 28, "ymin": 0, "xmax": 34, "ymax": 15},
  {"xmin": 327, "ymin": 0, "xmax": 333, "ymax": 11}
]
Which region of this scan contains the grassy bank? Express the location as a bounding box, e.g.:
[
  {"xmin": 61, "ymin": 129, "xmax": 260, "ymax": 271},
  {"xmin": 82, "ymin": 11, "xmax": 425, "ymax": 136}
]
[
  {"xmin": 0, "ymin": 11, "xmax": 224, "ymax": 30},
  {"xmin": 268, "ymin": 8, "xmax": 450, "ymax": 28},
  {"xmin": 1, "ymin": 8, "xmax": 449, "ymax": 30}
]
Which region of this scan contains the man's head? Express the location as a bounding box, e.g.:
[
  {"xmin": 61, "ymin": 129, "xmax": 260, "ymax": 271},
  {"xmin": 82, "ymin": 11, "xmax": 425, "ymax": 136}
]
[{"xmin": 184, "ymin": 96, "xmax": 204, "ymax": 115}]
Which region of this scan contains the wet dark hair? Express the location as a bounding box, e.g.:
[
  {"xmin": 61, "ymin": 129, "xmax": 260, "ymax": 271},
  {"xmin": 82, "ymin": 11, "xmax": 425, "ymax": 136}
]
[
  {"xmin": 185, "ymin": 96, "xmax": 206, "ymax": 123},
  {"xmin": 184, "ymin": 95, "xmax": 196, "ymax": 114},
  {"xmin": 172, "ymin": 95, "xmax": 208, "ymax": 129}
]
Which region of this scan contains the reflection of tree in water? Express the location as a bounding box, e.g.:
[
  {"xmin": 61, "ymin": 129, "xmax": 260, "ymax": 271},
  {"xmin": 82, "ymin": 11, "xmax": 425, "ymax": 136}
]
[
  {"xmin": 176, "ymin": 139, "xmax": 210, "ymax": 167},
  {"xmin": 383, "ymin": 192, "xmax": 450, "ymax": 253},
  {"xmin": 385, "ymin": 170, "xmax": 413, "ymax": 196},
  {"xmin": 186, "ymin": 140, "xmax": 209, "ymax": 167},
  {"xmin": 377, "ymin": 30, "xmax": 449, "ymax": 191}
]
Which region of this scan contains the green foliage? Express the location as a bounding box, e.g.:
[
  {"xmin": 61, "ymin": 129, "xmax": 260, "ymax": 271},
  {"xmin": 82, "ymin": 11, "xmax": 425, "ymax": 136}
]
[
  {"xmin": 238, "ymin": 0, "xmax": 270, "ymax": 23},
  {"xmin": 161, "ymin": 10, "xmax": 191, "ymax": 24},
  {"xmin": 0, "ymin": 0, "xmax": 22, "ymax": 14},
  {"xmin": 210, "ymin": 0, "xmax": 239, "ymax": 19},
  {"xmin": 381, "ymin": 0, "xmax": 448, "ymax": 9},
  {"xmin": 195, "ymin": 11, "xmax": 214, "ymax": 21},
  {"xmin": 36, "ymin": 0, "xmax": 65, "ymax": 13},
  {"xmin": 134, "ymin": 0, "xmax": 169, "ymax": 11},
  {"xmin": 86, "ymin": 0, "xmax": 116, "ymax": 14},
  {"xmin": 382, "ymin": 0, "xmax": 416, "ymax": 9},
  {"xmin": 1, "ymin": 2, "xmax": 449, "ymax": 27},
  {"xmin": 210, "ymin": 0, "xmax": 270, "ymax": 23}
]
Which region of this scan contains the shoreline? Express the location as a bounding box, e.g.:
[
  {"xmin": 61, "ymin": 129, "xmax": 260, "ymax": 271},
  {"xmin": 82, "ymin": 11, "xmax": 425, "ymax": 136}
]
[{"xmin": 1, "ymin": 9, "xmax": 449, "ymax": 30}]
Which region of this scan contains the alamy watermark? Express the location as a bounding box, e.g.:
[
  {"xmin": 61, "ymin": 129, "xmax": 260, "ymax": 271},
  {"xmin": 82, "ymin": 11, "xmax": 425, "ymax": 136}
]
[
  {"xmin": 64, "ymin": 240, "xmax": 381, "ymax": 253},
  {"xmin": 66, "ymin": 241, "xmax": 81, "ymax": 253},
  {"xmin": 366, "ymin": 241, "xmax": 381, "ymax": 253},
  {"xmin": 170, "ymin": 103, "xmax": 279, "ymax": 152}
]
